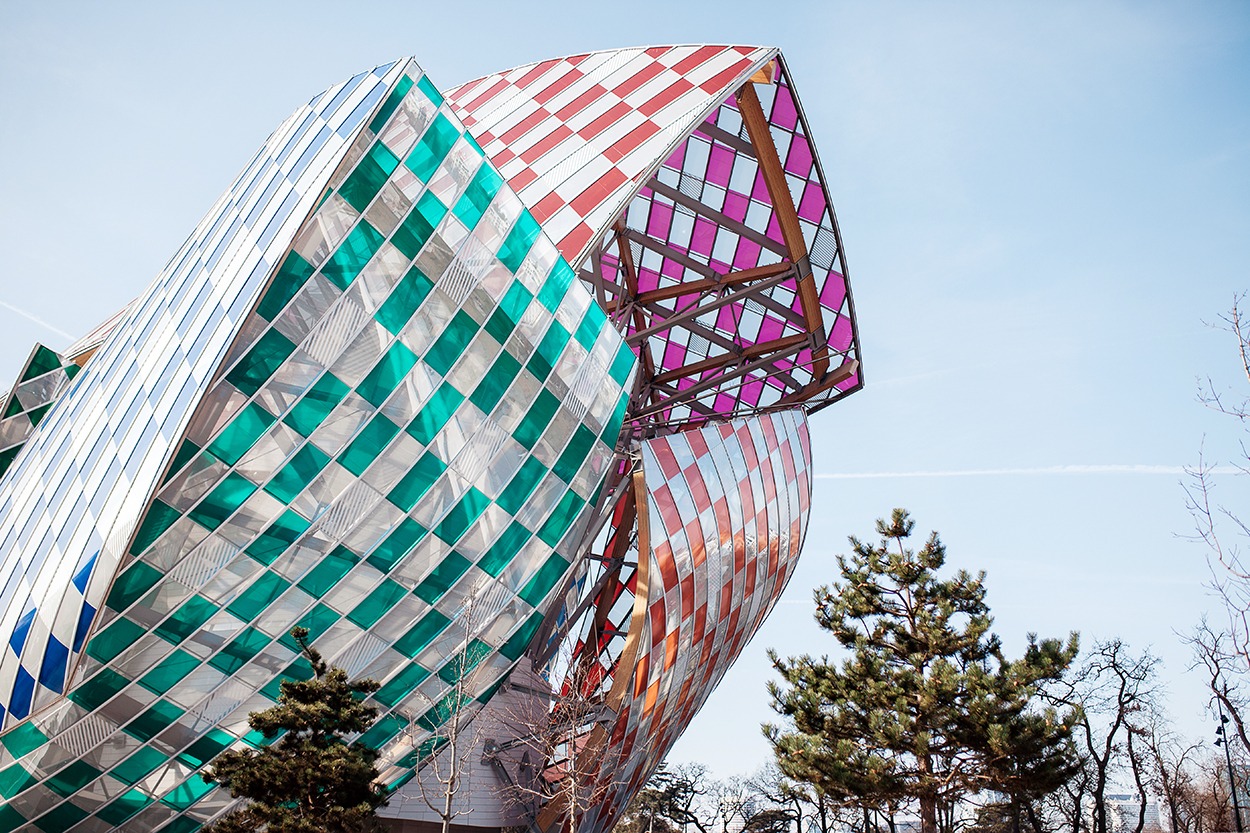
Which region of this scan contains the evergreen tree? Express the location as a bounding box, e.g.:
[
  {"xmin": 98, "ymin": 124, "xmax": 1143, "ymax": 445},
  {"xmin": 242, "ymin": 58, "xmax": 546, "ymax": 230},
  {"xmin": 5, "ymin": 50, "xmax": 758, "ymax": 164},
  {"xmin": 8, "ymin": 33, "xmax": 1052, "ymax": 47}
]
[
  {"xmin": 202, "ymin": 627, "xmax": 388, "ymax": 833},
  {"xmin": 764, "ymin": 510, "xmax": 1079, "ymax": 833}
]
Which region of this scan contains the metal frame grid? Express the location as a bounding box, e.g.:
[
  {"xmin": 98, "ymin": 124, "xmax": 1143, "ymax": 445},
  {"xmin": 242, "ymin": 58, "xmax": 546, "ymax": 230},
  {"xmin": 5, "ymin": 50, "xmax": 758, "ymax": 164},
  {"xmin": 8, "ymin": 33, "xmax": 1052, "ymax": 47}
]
[
  {"xmin": 0, "ymin": 57, "xmax": 636, "ymax": 833},
  {"xmin": 0, "ymin": 345, "xmax": 81, "ymax": 479},
  {"xmin": 585, "ymin": 56, "xmax": 860, "ymax": 430},
  {"xmin": 448, "ymin": 48, "xmax": 862, "ymax": 435},
  {"xmin": 0, "ymin": 59, "xmax": 409, "ymax": 833},
  {"xmin": 543, "ymin": 409, "xmax": 811, "ymax": 833},
  {"xmin": 0, "ymin": 44, "xmax": 859, "ymax": 833}
]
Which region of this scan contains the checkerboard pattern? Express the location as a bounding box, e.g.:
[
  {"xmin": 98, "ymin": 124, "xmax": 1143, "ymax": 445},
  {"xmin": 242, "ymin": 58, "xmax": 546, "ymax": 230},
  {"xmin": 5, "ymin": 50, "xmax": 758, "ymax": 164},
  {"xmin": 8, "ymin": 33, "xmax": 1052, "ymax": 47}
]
[
  {"xmin": 0, "ymin": 44, "xmax": 853, "ymax": 833},
  {"xmin": 0, "ymin": 345, "xmax": 81, "ymax": 479},
  {"xmin": 0, "ymin": 54, "xmax": 399, "ymax": 743},
  {"xmin": 573, "ymin": 408, "xmax": 811, "ymax": 833},
  {"xmin": 444, "ymin": 46, "xmax": 773, "ymax": 270},
  {"xmin": 0, "ymin": 58, "xmax": 408, "ymax": 833},
  {"xmin": 0, "ymin": 56, "xmax": 634, "ymax": 833},
  {"xmin": 592, "ymin": 58, "xmax": 860, "ymax": 423}
]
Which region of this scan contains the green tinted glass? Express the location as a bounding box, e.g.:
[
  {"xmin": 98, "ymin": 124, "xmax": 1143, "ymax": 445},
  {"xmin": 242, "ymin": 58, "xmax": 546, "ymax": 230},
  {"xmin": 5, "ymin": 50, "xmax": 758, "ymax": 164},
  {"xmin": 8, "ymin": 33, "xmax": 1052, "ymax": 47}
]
[
  {"xmin": 405, "ymin": 383, "xmax": 464, "ymax": 445},
  {"xmin": 226, "ymin": 329, "xmax": 297, "ymax": 398},
  {"xmin": 188, "ymin": 472, "xmax": 258, "ymax": 531},
  {"xmin": 477, "ymin": 522, "xmax": 534, "ymax": 578},
  {"xmin": 139, "ymin": 649, "xmax": 200, "ymax": 695},
  {"xmin": 155, "ymin": 595, "xmax": 217, "ymax": 645},
  {"xmin": 375, "ymin": 267, "xmax": 435, "ymax": 335},
  {"xmin": 424, "ymin": 310, "xmax": 478, "ymax": 376},
  {"xmin": 393, "ymin": 610, "xmax": 450, "ymax": 658},
  {"xmin": 265, "ymin": 444, "xmax": 331, "ymax": 505},
  {"xmin": 338, "ymin": 413, "xmax": 400, "ymax": 476},
  {"xmin": 246, "ymin": 510, "xmax": 311, "ymax": 566},
  {"xmin": 340, "ymin": 143, "xmax": 400, "ymax": 213},
  {"xmin": 297, "ymin": 547, "xmax": 358, "ymax": 598},
  {"xmin": 207, "ymin": 402, "xmax": 276, "ymax": 466},
  {"xmin": 366, "ymin": 518, "xmax": 426, "ymax": 574},
  {"xmin": 414, "ymin": 552, "xmax": 472, "ymax": 604},
  {"xmin": 257, "ymin": 251, "xmax": 315, "ymax": 321},
  {"xmin": 321, "ymin": 221, "xmax": 385, "ymax": 290},
  {"xmin": 283, "ymin": 372, "xmax": 350, "ymax": 437},
  {"xmin": 358, "ymin": 342, "xmax": 418, "ymax": 408},
  {"xmin": 347, "ymin": 579, "xmax": 408, "ymax": 629},
  {"xmin": 226, "ymin": 572, "xmax": 291, "ymax": 623},
  {"xmin": 519, "ymin": 552, "xmax": 571, "ymax": 606},
  {"xmin": 405, "ymin": 114, "xmax": 459, "ymax": 182},
  {"xmin": 386, "ymin": 452, "xmax": 447, "ymax": 512},
  {"xmin": 433, "ymin": 489, "xmax": 490, "ymax": 546}
]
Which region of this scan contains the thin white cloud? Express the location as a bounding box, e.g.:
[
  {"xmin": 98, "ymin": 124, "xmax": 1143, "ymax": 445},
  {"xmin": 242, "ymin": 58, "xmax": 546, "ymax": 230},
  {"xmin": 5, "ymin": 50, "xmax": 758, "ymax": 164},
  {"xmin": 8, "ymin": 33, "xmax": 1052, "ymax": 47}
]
[
  {"xmin": 814, "ymin": 464, "xmax": 1239, "ymax": 479},
  {"xmin": 0, "ymin": 301, "xmax": 72, "ymax": 341}
]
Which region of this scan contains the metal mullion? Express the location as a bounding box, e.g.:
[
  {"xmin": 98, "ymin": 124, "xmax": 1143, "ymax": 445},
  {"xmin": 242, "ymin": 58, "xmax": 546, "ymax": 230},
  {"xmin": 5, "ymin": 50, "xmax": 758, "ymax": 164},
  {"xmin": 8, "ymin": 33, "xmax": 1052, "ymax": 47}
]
[
  {"xmin": 634, "ymin": 294, "xmax": 808, "ymax": 370},
  {"xmin": 622, "ymin": 229, "xmax": 717, "ymax": 279},
  {"xmin": 637, "ymin": 343, "xmax": 807, "ymax": 422},
  {"xmin": 670, "ymin": 334, "xmax": 808, "ymax": 399},
  {"xmin": 624, "ymin": 268, "xmax": 793, "ymax": 343},
  {"xmin": 650, "ymin": 332, "xmax": 807, "ymax": 386},
  {"xmin": 650, "ymin": 347, "xmax": 828, "ymax": 423},
  {"xmin": 632, "ymin": 261, "xmax": 792, "ymax": 305},
  {"xmin": 646, "ymin": 178, "xmax": 786, "ymax": 256},
  {"xmin": 693, "ymin": 120, "xmax": 756, "ymax": 158}
]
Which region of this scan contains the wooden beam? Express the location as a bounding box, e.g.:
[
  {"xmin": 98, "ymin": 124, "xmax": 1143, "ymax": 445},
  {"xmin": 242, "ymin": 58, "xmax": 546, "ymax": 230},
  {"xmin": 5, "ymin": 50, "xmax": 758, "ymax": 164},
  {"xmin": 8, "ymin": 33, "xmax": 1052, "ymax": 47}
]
[
  {"xmin": 631, "ymin": 338, "xmax": 810, "ymax": 422},
  {"xmin": 775, "ymin": 358, "xmax": 860, "ymax": 406},
  {"xmin": 736, "ymin": 81, "xmax": 830, "ymax": 381},
  {"xmin": 651, "ymin": 332, "xmax": 809, "ymax": 386},
  {"xmin": 646, "ymin": 178, "xmax": 786, "ymax": 255},
  {"xmin": 625, "ymin": 267, "xmax": 798, "ymax": 344},
  {"xmin": 634, "ymin": 261, "xmax": 792, "ymax": 305}
]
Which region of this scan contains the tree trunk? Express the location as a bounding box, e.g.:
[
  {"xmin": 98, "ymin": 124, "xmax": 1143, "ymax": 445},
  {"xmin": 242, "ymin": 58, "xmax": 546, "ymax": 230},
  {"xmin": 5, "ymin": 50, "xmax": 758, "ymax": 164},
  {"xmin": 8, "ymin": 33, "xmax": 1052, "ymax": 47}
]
[
  {"xmin": 441, "ymin": 723, "xmax": 458, "ymax": 833},
  {"xmin": 918, "ymin": 754, "xmax": 937, "ymax": 833},
  {"xmin": 1127, "ymin": 732, "xmax": 1148, "ymax": 833},
  {"xmin": 1092, "ymin": 762, "xmax": 1108, "ymax": 833},
  {"xmin": 1025, "ymin": 801, "xmax": 1044, "ymax": 833}
]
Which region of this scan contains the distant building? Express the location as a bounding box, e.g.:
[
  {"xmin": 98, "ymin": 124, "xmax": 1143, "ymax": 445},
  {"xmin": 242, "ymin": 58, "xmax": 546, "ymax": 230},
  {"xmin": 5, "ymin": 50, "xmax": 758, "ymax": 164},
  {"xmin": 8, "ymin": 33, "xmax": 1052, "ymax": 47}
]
[{"xmin": 1106, "ymin": 793, "xmax": 1165, "ymax": 833}]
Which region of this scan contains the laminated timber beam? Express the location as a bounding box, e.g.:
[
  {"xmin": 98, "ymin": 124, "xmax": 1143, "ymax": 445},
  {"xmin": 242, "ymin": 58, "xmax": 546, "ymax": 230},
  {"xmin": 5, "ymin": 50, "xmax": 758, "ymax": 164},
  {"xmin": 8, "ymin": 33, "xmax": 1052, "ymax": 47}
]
[{"xmin": 735, "ymin": 80, "xmax": 831, "ymax": 382}]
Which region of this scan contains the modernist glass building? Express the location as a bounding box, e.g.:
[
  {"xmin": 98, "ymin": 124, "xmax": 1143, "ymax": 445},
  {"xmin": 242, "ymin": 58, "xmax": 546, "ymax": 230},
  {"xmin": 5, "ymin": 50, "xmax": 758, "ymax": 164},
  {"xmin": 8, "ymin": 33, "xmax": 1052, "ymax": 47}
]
[{"xmin": 0, "ymin": 46, "xmax": 860, "ymax": 833}]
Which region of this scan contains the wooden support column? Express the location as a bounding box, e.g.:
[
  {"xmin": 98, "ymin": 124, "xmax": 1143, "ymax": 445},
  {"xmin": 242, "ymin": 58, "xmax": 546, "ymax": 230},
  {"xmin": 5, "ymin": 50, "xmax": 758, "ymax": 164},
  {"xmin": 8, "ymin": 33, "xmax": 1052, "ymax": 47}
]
[{"xmin": 736, "ymin": 81, "xmax": 830, "ymax": 381}]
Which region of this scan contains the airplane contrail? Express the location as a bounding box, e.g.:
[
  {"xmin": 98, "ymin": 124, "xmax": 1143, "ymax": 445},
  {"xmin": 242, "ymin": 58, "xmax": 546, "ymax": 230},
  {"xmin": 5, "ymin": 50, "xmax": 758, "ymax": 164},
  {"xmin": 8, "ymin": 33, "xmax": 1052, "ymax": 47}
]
[
  {"xmin": 0, "ymin": 301, "xmax": 73, "ymax": 341},
  {"xmin": 813, "ymin": 464, "xmax": 1235, "ymax": 479}
]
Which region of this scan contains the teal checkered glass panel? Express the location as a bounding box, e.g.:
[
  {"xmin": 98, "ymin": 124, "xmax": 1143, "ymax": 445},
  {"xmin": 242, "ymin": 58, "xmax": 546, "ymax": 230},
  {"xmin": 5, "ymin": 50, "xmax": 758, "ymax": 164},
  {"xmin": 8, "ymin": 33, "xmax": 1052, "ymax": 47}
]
[{"xmin": 0, "ymin": 54, "xmax": 637, "ymax": 832}]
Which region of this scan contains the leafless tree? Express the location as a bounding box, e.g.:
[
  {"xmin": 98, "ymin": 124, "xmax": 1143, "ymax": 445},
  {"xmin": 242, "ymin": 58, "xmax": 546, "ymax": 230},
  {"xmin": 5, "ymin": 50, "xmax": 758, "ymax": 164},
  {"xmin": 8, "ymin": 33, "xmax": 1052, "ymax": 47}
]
[
  {"xmin": 616, "ymin": 762, "xmax": 717, "ymax": 833},
  {"xmin": 405, "ymin": 591, "xmax": 495, "ymax": 833},
  {"xmin": 1138, "ymin": 711, "xmax": 1204, "ymax": 833},
  {"xmin": 1186, "ymin": 296, "xmax": 1250, "ymax": 672},
  {"xmin": 1046, "ymin": 640, "xmax": 1159, "ymax": 833},
  {"xmin": 1186, "ymin": 620, "xmax": 1250, "ymax": 758},
  {"xmin": 482, "ymin": 642, "xmax": 618, "ymax": 833}
]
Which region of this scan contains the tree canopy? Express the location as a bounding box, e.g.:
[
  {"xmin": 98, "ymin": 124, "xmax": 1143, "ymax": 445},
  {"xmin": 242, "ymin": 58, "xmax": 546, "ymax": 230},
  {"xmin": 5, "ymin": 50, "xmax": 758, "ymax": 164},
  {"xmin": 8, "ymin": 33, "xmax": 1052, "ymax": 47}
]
[
  {"xmin": 765, "ymin": 510, "xmax": 1080, "ymax": 833},
  {"xmin": 202, "ymin": 627, "xmax": 388, "ymax": 833}
]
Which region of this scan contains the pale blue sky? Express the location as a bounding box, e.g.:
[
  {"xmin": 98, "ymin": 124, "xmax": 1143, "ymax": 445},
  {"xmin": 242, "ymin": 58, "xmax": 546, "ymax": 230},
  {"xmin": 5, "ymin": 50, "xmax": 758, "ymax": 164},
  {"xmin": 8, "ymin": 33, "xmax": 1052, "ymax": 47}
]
[{"xmin": 1, "ymin": 0, "xmax": 1247, "ymax": 776}]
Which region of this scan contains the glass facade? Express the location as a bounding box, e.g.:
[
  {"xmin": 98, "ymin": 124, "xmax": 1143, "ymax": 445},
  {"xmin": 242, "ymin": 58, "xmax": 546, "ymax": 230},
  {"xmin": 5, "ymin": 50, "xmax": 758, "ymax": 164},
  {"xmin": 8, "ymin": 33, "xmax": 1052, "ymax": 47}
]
[{"xmin": 0, "ymin": 45, "xmax": 859, "ymax": 833}]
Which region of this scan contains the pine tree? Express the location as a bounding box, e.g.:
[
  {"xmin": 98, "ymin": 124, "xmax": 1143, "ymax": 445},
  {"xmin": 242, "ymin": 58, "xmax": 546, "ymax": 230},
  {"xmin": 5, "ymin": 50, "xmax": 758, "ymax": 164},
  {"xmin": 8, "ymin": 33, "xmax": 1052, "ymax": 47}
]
[
  {"xmin": 764, "ymin": 510, "xmax": 1079, "ymax": 833},
  {"xmin": 202, "ymin": 627, "xmax": 388, "ymax": 833}
]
